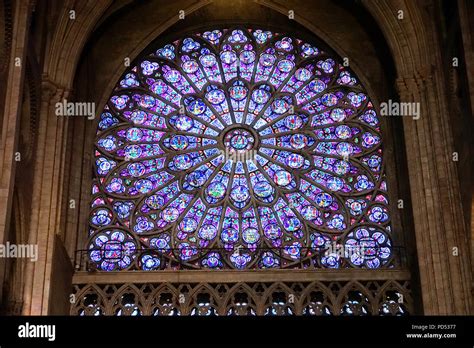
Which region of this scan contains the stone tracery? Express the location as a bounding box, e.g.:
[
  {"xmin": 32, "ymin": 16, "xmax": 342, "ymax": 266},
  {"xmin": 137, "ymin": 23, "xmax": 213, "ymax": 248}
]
[{"xmin": 89, "ymin": 28, "xmax": 394, "ymax": 271}]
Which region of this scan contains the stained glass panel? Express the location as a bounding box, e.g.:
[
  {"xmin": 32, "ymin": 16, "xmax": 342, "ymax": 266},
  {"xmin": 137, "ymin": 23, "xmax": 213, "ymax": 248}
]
[{"xmin": 89, "ymin": 28, "xmax": 394, "ymax": 271}]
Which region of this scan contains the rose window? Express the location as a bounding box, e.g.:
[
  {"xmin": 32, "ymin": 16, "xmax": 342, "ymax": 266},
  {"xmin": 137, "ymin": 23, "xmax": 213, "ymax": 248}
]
[{"xmin": 89, "ymin": 28, "xmax": 393, "ymax": 271}]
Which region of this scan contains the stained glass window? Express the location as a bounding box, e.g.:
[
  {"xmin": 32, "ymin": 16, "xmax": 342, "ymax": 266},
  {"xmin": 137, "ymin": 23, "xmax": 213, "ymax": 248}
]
[{"xmin": 89, "ymin": 28, "xmax": 393, "ymax": 271}]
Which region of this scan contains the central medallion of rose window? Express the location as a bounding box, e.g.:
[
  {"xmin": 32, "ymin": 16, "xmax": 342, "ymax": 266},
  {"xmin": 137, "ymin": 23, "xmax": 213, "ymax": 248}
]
[{"xmin": 223, "ymin": 128, "xmax": 255, "ymax": 152}]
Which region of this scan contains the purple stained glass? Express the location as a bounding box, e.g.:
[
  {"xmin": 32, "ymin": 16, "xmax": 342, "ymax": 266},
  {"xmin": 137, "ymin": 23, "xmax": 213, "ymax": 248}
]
[{"xmin": 89, "ymin": 27, "xmax": 394, "ymax": 271}]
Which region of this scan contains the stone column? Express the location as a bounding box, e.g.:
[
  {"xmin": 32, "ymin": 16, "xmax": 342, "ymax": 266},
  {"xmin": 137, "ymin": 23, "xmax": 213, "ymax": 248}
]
[
  {"xmin": 457, "ymin": 0, "xmax": 474, "ymax": 286},
  {"xmin": 0, "ymin": 0, "xmax": 31, "ymax": 302},
  {"xmin": 397, "ymin": 68, "xmax": 473, "ymax": 314},
  {"xmin": 21, "ymin": 79, "xmax": 71, "ymax": 315}
]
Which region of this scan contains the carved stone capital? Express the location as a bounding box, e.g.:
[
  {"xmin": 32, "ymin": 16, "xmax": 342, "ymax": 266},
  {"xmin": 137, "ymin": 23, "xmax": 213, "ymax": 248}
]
[{"xmin": 40, "ymin": 75, "xmax": 70, "ymax": 104}]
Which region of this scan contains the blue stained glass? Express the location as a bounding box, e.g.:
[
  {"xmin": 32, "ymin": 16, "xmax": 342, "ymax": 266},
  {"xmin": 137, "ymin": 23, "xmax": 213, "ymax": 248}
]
[{"xmin": 90, "ymin": 27, "xmax": 394, "ymax": 271}]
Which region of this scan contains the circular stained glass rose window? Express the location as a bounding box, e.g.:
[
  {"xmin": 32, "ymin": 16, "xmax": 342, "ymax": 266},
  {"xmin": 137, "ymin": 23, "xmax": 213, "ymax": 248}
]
[{"xmin": 89, "ymin": 28, "xmax": 393, "ymax": 270}]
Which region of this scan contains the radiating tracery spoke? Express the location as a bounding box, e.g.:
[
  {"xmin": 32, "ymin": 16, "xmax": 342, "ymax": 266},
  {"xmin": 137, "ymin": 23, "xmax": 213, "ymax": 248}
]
[{"xmin": 89, "ymin": 28, "xmax": 394, "ymax": 271}]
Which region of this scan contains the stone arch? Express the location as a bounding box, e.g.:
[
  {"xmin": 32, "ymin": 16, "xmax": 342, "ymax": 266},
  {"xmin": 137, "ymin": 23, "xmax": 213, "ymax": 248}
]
[
  {"xmin": 299, "ymin": 281, "xmax": 337, "ymax": 315},
  {"xmin": 183, "ymin": 282, "xmax": 221, "ymax": 315},
  {"xmin": 15, "ymin": 0, "xmax": 471, "ymax": 315},
  {"xmin": 335, "ymin": 280, "xmax": 376, "ymax": 315},
  {"xmin": 145, "ymin": 283, "xmax": 182, "ymax": 316},
  {"xmin": 108, "ymin": 283, "xmax": 145, "ymax": 316},
  {"xmin": 70, "ymin": 283, "xmax": 107, "ymax": 316},
  {"xmin": 366, "ymin": 0, "xmax": 473, "ymax": 314},
  {"xmin": 68, "ymin": 0, "xmax": 405, "ymax": 266},
  {"xmin": 222, "ymin": 283, "xmax": 260, "ymax": 315}
]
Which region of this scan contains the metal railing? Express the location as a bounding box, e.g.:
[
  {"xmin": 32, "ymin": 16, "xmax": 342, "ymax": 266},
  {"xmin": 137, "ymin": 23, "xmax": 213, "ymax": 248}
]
[{"xmin": 74, "ymin": 245, "xmax": 407, "ymax": 271}]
